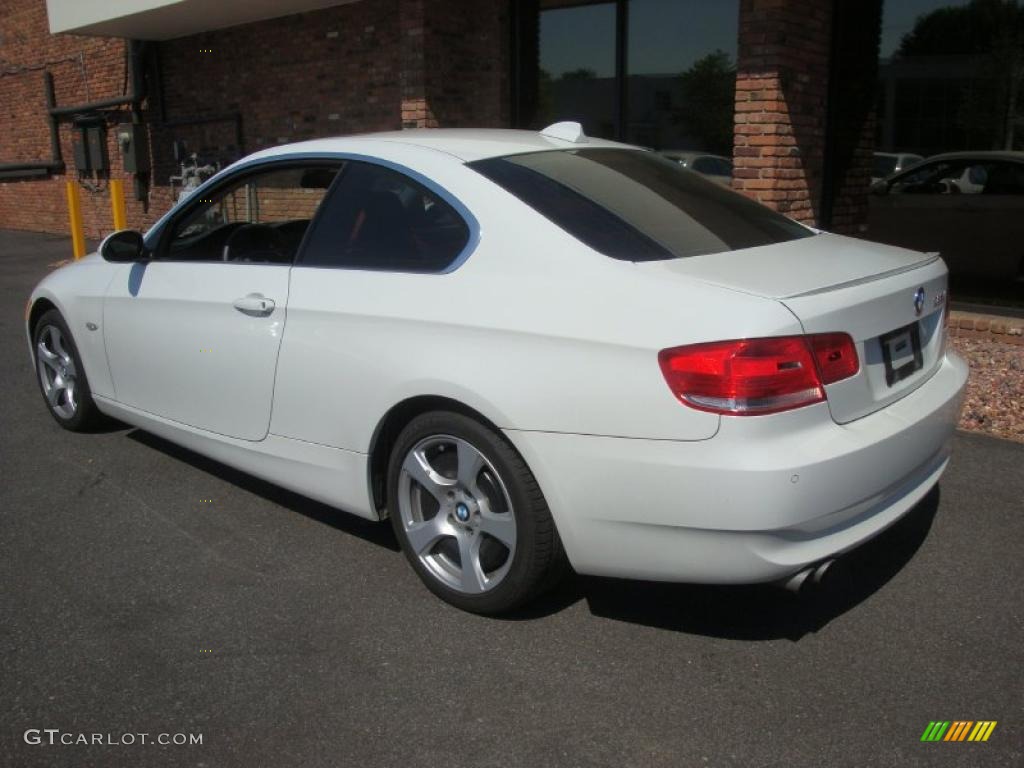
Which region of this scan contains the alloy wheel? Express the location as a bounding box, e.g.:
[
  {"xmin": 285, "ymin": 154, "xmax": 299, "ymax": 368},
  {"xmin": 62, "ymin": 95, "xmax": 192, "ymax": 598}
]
[
  {"xmin": 397, "ymin": 435, "xmax": 517, "ymax": 594},
  {"xmin": 36, "ymin": 324, "xmax": 78, "ymax": 420}
]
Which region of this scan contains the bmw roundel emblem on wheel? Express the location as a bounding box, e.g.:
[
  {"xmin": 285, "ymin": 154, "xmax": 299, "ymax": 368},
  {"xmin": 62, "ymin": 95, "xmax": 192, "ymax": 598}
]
[{"xmin": 25, "ymin": 122, "xmax": 968, "ymax": 614}]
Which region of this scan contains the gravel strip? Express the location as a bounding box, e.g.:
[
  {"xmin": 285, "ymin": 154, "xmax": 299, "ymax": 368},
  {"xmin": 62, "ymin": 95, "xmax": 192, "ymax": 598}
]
[{"xmin": 951, "ymin": 335, "xmax": 1024, "ymax": 443}]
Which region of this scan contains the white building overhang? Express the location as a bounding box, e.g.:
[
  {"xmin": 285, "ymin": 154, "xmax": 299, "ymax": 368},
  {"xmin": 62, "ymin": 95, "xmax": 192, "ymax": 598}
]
[{"xmin": 46, "ymin": 0, "xmax": 361, "ymax": 40}]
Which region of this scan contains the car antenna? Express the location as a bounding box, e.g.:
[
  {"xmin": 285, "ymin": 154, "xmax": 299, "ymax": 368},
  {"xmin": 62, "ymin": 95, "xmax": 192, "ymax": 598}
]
[{"xmin": 540, "ymin": 121, "xmax": 587, "ymax": 143}]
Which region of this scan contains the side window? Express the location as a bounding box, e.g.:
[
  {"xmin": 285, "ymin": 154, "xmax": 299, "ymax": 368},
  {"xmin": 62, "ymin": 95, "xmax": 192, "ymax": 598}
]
[
  {"xmin": 692, "ymin": 157, "xmax": 733, "ymax": 177},
  {"xmin": 299, "ymin": 161, "xmax": 471, "ymax": 272},
  {"xmin": 710, "ymin": 157, "xmax": 733, "ymax": 177},
  {"xmin": 890, "ymin": 160, "xmax": 972, "ymax": 195},
  {"xmin": 162, "ymin": 164, "xmax": 340, "ymax": 263},
  {"xmin": 690, "ymin": 157, "xmax": 714, "ymax": 174},
  {"xmin": 981, "ymin": 161, "xmax": 1024, "ymax": 195}
]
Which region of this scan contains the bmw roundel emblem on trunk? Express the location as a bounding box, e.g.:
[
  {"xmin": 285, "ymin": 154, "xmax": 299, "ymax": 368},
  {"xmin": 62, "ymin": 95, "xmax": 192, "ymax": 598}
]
[{"xmin": 913, "ymin": 287, "xmax": 926, "ymax": 316}]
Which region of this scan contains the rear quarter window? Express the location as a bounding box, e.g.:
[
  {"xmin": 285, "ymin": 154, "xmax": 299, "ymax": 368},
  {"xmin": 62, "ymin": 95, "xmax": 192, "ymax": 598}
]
[
  {"xmin": 469, "ymin": 148, "xmax": 812, "ymax": 262},
  {"xmin": 299, "ymin": 161, "xmax": 470, "ymax": 272}
]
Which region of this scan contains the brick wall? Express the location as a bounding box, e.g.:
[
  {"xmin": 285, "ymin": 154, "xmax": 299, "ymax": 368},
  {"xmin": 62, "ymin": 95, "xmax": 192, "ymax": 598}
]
[
  {"xmin": 423, "ymin": 0, "xmax": 509, "ymax": 127},
  {"xmin": 0, "ymin": 0, "xmax": 127, "ymax": 238},
  {"xmin": 733, "ymin": 0, "xmax": 880, "ymax": 234},
  {"xmin": 400, "ymin": 0, "xmax": 510, "ymax": 128},
  {"xmin": 158, "ymin": 1, "xmax": 402, "ymax": 158},
  {"xmin": 0, "ymin": 0, "xmax": 511, "ymax": 242},
  {"xmin": 2, "ymin": 0, "xmax": 879, "ymax": 240}
]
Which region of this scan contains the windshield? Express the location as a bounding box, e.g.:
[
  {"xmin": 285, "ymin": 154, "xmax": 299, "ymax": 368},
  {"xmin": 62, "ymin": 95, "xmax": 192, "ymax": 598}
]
[{"xmin": 469, "ymin": 148, "xmax": 813, "ymax": 262}]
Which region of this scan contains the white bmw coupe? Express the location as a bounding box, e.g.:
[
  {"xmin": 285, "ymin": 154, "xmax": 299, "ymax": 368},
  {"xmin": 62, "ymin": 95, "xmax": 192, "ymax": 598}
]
[{"xmin": 27, "ymin": 123, "xmax": 968, "ymax": 614}]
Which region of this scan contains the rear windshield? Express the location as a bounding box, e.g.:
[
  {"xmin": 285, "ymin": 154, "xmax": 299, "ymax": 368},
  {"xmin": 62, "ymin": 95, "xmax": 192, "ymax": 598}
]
[{"xmin": 468, "ymin": 148, "xmax": 813, "ymax": 261}]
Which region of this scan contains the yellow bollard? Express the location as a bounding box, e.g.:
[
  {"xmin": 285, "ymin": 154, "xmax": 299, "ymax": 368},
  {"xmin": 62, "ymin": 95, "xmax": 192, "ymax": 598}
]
[
  {"xmin": 109, "ymin": 178, "xmax": 127, "ymax": 231},
  {"xmin": 65, "ymin": 181, "xmax": 86, "ymax": 260}
]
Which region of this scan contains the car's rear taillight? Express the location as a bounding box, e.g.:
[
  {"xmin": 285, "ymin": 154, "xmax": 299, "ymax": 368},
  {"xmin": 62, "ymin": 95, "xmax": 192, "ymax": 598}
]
[
  {"xmin": 809, "ymin": 332, "xmax": 860, "ymax": 384},
  {"xmin": 658, "ymin": 334, "xmax": 859, "ymax": 416}
]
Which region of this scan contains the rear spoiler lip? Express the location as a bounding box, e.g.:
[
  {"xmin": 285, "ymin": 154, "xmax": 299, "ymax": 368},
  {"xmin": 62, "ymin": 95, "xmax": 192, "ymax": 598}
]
[{"xmin": 781, "ymin": 252, "xmax": 942, "ymax": 299}]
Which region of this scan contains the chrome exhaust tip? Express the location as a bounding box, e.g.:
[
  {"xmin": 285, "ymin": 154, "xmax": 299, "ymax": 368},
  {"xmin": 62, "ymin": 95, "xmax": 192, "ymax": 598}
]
[
  {"xmin": 811, "ymin": 558, "xmax": 835, "ymax": 585},
  {"xmin": 783, "ymin": 567, "xmax": 813, "ymax": 593},
  {"xmin": 780, "ymin": 558, "xmax": 837, "ymax": 593}
]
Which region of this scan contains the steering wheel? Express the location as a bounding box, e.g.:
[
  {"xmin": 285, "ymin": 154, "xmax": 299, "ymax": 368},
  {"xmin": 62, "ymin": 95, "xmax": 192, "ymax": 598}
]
[{"xmin": 222, "ymin": 223, "xmax": 290, "ymax": 263}]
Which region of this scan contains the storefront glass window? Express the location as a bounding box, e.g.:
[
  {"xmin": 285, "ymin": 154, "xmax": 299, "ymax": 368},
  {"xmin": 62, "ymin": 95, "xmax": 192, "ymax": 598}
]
[
  {"xmin": 517, "ymin": 0, "xmax": 740, "ymax": 152},
  {"xmin": 535, "ymin": 2, "xmax": 617, "ymax": 138},
  {"xmin": 625, "ymin": 0, "xmax": 738, "ymax": 154}
]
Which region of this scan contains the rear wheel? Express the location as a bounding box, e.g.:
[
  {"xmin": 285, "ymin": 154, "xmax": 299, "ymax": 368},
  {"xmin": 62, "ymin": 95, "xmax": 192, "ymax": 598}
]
[
  {"xmin": 387, "ymin": 411, "xmax": 565, "ymax": 614},
  {"xmin": 33, "ymin": 309, "xmax": 101, "ymax": 431}
]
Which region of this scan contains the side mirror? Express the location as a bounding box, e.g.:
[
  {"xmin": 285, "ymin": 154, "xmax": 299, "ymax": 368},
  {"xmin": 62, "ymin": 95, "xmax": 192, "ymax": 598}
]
[
  {"xmin": 99, "ymin": 230, "xmax": 146, "ymax": 262},
  {"xmin": 870, "ymin": 180, "xmax": 889, "ymax": 196}
]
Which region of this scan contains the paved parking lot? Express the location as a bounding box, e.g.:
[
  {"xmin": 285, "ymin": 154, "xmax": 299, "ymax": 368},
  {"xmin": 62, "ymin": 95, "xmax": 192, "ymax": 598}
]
[{"xmin": 1, "ymin": 229, "xmax": 1021, "ymax": 767}]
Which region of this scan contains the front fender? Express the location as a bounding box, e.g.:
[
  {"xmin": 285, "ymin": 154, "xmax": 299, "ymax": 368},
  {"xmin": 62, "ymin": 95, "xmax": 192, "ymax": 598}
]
[{"xmin": 26, "ymin": 255, "xmax": 118, "ymax": 399}]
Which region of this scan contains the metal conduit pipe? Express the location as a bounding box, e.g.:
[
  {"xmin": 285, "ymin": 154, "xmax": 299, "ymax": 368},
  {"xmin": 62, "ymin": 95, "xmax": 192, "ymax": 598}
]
[{"xmin": 0, "ymin": 72, "xmax": 65, "ymax": 179}]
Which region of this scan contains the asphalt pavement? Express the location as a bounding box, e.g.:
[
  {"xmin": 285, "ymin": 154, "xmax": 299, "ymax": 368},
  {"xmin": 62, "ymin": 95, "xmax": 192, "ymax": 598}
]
[{"xmin": 1, "ymin": 229, "xmax": 1021, "ymax": 767}]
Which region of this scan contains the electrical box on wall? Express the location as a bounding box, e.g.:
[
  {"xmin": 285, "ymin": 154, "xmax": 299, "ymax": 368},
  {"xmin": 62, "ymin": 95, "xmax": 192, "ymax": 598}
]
[
  {"xmin": 86, "ymin": 126, "xmax": 109, "ymax": 171},
  {"xmin": 72, "ymin": 132, "xmax": 91, "ymax": 172},
  {"xmin": 116, "ymin": 123, "xmax": 149, "ymax": 173},
  {"xmin": 72, "ymin": 124, "xmax": 109, "ymax": 173}
]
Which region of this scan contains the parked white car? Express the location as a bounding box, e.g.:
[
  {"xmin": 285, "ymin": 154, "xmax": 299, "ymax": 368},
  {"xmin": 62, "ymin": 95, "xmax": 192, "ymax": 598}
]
[{"xmin": 27, "ymin": 124, "xmax": 968, "ymax": 614}]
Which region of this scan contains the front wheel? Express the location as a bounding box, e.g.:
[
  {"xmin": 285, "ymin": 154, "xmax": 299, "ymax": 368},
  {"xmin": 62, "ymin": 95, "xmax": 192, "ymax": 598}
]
[
  {"xmin": 33, "ymin": 309, "xmax": 102, "ymax": 431},
  {"xmin": 387, "ymin": 411, "xmax": 566, "ymax": 614}
]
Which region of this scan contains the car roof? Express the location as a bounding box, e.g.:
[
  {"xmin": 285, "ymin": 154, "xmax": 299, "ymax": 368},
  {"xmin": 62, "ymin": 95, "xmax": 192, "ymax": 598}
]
[
  {"xmin": 917, "ymin": 150, "xmax": 1024, "ymax": 164},
  {"xmin": 660, "ymin": 150, "xmax": 728, "ymax": 161},
  {"xmin": 241, "ymin": 128, "xmax": 634, "ymax": 164}
]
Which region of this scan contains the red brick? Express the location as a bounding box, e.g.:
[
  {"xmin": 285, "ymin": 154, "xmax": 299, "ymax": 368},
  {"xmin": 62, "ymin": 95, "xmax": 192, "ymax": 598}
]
[{"xmin": 0, "ymin": 0, "xmax": 509, "ymax": 239}]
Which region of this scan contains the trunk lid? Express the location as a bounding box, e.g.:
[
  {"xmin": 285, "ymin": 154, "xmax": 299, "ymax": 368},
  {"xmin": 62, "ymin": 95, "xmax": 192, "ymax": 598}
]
[
  {"xmin": 647, "ymin": 232, "xmax": 938, "ymax": 299},
  {"xmin": 638, "ymin": 233, "xmax": 949, "ymax": 423}
]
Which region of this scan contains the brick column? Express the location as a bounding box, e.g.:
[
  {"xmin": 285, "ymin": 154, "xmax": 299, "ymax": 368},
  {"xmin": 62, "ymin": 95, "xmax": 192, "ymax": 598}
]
[
  {"xmin": 399, "ymin": 0, "xmax": 436, "ymax": 128},
  {"xmin": 399, "ymin": 0, "xmax": 510, "ymax": 129},
  {"xmin": 733, "ymin": 0, "xmax": 831, "ymax": 226},
  {"xmin": 733, "ymin": 0, "xmax": 882, "ymax": 234}
]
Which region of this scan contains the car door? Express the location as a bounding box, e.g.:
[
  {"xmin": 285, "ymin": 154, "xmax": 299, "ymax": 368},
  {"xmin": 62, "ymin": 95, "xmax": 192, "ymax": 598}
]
[
  {"xmin": 103, "ymin": 161, "xmax": 341, "ymax": 440},
  {"xmin": 960, "ymin": 160, "xmax": 1024, "ymax": 280},
  {"xmin": 269, "ymin": 159, "xmax": 472, "ymax": 450},
  {"xmin": 867, "ymin": 158, "xmax": 974, "ymax": 271}
]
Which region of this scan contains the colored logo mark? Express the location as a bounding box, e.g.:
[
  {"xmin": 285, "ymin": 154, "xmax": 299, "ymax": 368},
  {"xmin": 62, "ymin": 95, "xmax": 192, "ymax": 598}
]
[{"xmin": 921, "ymin": 721, "xmax": 997, "ymax": 742}]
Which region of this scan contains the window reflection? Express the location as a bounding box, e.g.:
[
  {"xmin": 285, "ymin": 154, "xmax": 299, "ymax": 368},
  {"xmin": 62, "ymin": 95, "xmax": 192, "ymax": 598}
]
[
  {"xmin": 870, "ymin": 0, "xmax": 1024, "ymax": 307},
  {"xmin": 878, "ymin": 0, "xmax": 1022, "ymax": 154},
  {"xmin": 626, "ymin": 0, "xmax": 738, "ymax": 154},
  {"xmin": 522, "ymin": 0, "xmax": 740, "ymax": 154},
  {"xmin": 536, "ymin": 2, "xmax": 617, "ymax": 138}
]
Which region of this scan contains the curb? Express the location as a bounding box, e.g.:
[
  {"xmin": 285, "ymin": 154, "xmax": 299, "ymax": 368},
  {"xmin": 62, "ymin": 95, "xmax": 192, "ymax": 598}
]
[{"xmin": 948, "ymin": 311, "xmax": 1024, "ymax": 346}]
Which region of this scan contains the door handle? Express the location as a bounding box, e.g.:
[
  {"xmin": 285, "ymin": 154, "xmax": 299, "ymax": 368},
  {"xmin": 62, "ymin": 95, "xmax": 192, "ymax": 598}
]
[{"xmin": 233, "ymin": 293, "xmax": 275, "ymax": 316}]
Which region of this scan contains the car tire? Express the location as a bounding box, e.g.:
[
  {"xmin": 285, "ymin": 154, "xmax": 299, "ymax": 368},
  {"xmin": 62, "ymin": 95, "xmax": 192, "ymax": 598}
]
[
  {"xmin": 387, "ymin": 410, "xmax": 566, "ymax": 614},
  {"xmin": 32, "ymin": 308, "xmax": 102, "ymax": 432}
]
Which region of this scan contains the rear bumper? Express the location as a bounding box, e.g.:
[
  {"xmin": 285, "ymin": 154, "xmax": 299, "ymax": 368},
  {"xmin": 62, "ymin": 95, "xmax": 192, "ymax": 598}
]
[{"xmin": 504, "ymin": 352, "xmax": 968, "ymax": 584}]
